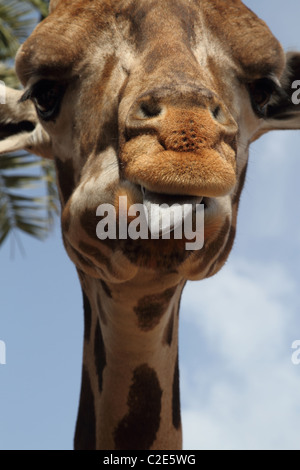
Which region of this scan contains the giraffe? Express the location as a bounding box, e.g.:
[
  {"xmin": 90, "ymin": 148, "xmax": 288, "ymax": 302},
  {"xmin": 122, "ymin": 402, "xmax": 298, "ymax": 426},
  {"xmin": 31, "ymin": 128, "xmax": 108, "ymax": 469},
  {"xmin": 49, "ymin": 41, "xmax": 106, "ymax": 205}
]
[{"xmin": 1, "ymin": 0, "xmax": 300, "ymax": 450}]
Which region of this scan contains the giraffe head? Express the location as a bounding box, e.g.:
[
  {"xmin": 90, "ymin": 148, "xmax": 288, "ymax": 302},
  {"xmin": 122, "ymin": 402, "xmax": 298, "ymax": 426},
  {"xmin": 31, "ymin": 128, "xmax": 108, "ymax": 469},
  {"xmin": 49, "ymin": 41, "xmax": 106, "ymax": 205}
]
[{"xmin": 1, "ymin": 0, "xmax": 300, "ymax": 283}]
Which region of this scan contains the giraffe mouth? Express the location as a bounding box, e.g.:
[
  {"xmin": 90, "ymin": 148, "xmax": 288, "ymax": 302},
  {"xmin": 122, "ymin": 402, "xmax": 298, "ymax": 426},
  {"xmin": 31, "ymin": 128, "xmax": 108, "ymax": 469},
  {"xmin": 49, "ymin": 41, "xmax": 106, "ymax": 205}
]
[{"xmin": 140, "ymin": 186, "xmax": 204, "ymax": 237}]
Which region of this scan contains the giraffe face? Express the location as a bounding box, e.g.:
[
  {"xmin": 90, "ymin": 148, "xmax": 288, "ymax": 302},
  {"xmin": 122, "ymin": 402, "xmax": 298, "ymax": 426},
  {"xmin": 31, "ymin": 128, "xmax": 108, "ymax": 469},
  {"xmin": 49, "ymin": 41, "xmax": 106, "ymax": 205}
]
[{"xmin": 14, "ymin": 0, "xmax": 287, "ymax": 281}]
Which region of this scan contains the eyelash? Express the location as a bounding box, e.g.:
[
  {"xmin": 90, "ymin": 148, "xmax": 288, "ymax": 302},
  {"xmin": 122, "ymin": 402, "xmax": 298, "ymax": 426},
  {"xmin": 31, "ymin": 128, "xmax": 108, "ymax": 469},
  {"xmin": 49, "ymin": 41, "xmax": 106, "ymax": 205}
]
[{"xmin": 20, "ymin": 80, "xmax": 66, "ymax": 121}]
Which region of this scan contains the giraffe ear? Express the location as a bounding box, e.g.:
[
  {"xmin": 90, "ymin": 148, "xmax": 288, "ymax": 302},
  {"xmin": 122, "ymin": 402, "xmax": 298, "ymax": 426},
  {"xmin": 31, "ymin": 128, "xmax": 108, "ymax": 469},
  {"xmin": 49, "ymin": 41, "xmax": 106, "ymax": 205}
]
[
  {"xmin": 0, "ymin": 86, "xmax": 53, "ymax": 159},
  {"xmin": 264, "ymin": 52, "xmax": 300, "ymax": 130}
]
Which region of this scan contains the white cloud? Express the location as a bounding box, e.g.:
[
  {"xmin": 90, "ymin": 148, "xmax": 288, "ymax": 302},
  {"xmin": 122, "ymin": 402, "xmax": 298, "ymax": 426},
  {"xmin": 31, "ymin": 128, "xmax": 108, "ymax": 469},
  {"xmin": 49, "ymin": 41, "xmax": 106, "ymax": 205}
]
[
  {"xmin": 180, "ymin": 257, "xmax": 300, "ymax": 450},
  {"xmin": 240, "ymin": 130, "xmax": 300, "ymax": 241}
]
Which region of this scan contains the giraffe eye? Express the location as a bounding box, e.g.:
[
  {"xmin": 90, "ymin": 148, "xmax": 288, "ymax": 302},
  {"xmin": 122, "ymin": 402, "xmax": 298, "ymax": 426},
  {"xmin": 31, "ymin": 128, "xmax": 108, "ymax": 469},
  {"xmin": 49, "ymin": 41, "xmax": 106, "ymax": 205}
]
[
  {"xmin": 21, "ymin": 80, "xmax": 66, "ymax": 121},
  {"xmin": 248, "ymin": 78, "xmax": 277, "ymax": 117}
]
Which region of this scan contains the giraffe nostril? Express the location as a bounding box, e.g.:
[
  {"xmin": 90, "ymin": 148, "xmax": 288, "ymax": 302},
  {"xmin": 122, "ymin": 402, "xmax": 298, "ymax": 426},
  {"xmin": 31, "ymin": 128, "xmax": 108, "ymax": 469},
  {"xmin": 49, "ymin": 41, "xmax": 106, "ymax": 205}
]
[{"xmin": 212, "ymin": 105, "xmax": 221, "ymax": 120}]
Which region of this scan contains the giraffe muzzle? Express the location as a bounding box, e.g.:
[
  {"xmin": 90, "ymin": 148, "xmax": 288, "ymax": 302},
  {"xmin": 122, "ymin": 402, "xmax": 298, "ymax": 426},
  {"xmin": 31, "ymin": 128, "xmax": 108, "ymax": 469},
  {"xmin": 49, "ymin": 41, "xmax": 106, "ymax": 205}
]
[{"xmin": 120, "ymin": 87, "xmax": 238, "ymax": 198}]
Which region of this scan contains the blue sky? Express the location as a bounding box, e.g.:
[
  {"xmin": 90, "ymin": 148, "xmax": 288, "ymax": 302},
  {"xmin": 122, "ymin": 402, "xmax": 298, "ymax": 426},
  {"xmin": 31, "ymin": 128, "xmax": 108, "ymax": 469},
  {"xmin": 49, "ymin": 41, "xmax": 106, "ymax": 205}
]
[{"xmin": 1, "ymin": 0, "xmax": 300, "ymax": 450}]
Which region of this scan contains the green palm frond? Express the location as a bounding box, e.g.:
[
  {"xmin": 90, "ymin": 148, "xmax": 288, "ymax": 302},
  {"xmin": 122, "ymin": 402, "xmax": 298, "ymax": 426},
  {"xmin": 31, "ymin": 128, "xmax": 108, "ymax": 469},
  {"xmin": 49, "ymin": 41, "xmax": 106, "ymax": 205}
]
[
  {"xmin": 0, "ymin": 1, "xmax": 33, "ymax": 61},
  {"xmin": 24, "ymin": 0, "xmax": 50, "ymax": 20},
  {"xmin": 0, "ymin": 62, "xmax": 19, "ymax": 88},
  {"xmin": 0, "ymin": 0, "xmax": 49, "ymax": 67},
  {"xmin": 0, "ymin": 153, "xmax": 59, "ymax": 245},
  {"xmin": 0, "ymin": 0, "xmax": 59, "ymax": 249}
]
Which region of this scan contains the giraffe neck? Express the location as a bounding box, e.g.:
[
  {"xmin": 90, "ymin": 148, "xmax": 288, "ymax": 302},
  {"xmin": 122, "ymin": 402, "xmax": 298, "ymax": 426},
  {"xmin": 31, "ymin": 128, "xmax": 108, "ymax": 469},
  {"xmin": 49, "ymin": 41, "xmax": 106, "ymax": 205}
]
[{"xmin": 74, "ymin": 271, "xmax": 185, "ymax": 450}]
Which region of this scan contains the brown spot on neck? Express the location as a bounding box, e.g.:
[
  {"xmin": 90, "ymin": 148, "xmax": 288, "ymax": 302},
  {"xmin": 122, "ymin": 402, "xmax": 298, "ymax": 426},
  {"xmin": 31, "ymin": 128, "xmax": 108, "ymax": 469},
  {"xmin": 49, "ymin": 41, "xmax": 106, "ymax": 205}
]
[
  {"xmin": 163, "ymin": 307, "xmax": 175, "ymax": 346},
  {"xmin": 134, "ymin": 285, "xmax": 178, "ymax": 331},
  {"xmin": 113, "ymin": 364, "xmax": 162, "ymax": 450},
  {"xmin": 82, "ymin": 290, "xmax": 92, "ymax": 342},
  {"xmin": 74, "ymin": 365, "xmax": 96, "ymax": 450},
  {"xmin": 94, "ymin": 321, "xmax": 106, "ymax": 392},
  {"xmin": 172, "ymin": 354, "xmax": 181, "ymax": 430}
]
